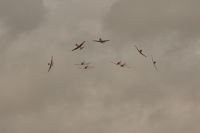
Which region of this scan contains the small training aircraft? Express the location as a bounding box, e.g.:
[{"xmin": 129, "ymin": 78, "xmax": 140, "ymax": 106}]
[
  {"xmin": 135, "ymin": 45, "xmax": 147, "ymax": 58},
  {"xmin": 151, "ymin": 55, "xmax": 158, "ymax": 70},
  {"xmin": 72, "ymin": 41, "xmax": 86, "ymax": 51},
  {"xmin": 111, "ymin": 61, "xmax": 122, "ymax": 65},
  {"xmin": 119, "ymin": 63, "xmax": 131, "ymax": 69},
  {"xmin": 111, "ymin": 61, "xmax": 131, "ymax": 68},
  {"xmin": 75, "ymin": 61, "xmax": 90, "ymax": 66},
  {"xmin": 79, "ymin": 65, "xmax": 94, "ymax": 70},
  {"xmin": 93, "ymin": 38, "xmax": 110, "ymax": 43},
  {"xmin": 48, "ymin": 56, "xmax": 53, "ymax": 72}
]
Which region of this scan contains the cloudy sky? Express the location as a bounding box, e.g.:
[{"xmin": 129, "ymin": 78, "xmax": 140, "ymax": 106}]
[{"xmin": 0, "ymin": 0, "xmax": 200, "ymax": 132}]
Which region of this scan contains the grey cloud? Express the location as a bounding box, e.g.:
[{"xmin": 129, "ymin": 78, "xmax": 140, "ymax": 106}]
[
  {"xmin": 104, "ymin": 0, "xmax": 200, "ymax": 40},
  {"xmin": 0, "ymin": 0, "xmax": 45, "ymax": 56},
  {"xmin": 0, "ymin": 0, "xmax": 200, "ymax": 133},
  {"xmin": 0, "ymin": 0, "xmax": 45, "ymax": 38}
]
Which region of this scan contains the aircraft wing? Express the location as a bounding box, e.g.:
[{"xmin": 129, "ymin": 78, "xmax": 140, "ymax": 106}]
[
  {"xmin": 134, "ymin": 45, "xmax": 140, "ymax": 52},
  {"xmin": 141, "ymin": 52, "xmax": 147, "ymax": 57},
  {"xmin": 72, "ymin": 46, "xmax": 80, "ymax": 51},
  {"xmin": 103, "ymin": 40, "xmax": 110, "ymax": 42},
  {"xmin": 80, "ymin": 41, "xmax": 86, "ymax": 46},
  {"xmin": 51, "ymin": 56, "xmax": 53, "ymax": 64},
  {"xmin": 48, "ymin": 64, "xmax": 52, "ymax": 72}
]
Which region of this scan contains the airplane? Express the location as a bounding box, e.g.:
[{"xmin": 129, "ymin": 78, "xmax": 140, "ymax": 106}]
[
  {"xmin": 79, "ymin": 65, "xmax": 94, "ymax": 70},
  {"xmin": 75, "ymin": 61, "xmax": 90, "ymax": 66},
  {"xmin": 151, "ymin": 55, "xmax": 158, "ymax": 70},
  {"xmin": 111, "ymin": 61, "xmax": 131, "ymax": 68},
  {"xmin": 111, "ymin": 61, "xmax": 122, "ymax": 65},
  {"xmin": 120, "ymin": 63, "xmax": 131, "ymax": 69},
  {"xmin": 93, "ymin": 38, "xmax": 110, "ymax": 43},
  {"xmin": 48, "ymin": 56, "xmax": 53, "ymax": 72},
  {"xmin": 135, "ymin": 45, "xmax": 147, "ymax": 57},
  {"xmin": 72, "ymin": 41, "xmax": 86, "ymax": 51}
]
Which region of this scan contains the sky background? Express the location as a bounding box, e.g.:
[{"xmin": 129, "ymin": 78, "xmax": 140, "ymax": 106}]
[{"xmin": 0, "ymin": 0, "xmax": 200, "ymax": 132}]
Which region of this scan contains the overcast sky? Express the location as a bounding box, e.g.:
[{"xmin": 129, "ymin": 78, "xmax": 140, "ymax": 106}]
[{"xmin": 0, "ymin": 0, "xmax": 200, "ymax": 133}]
